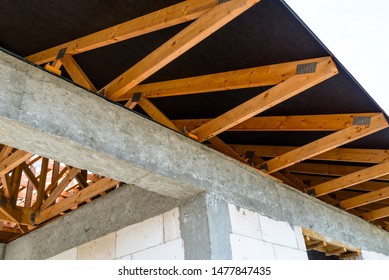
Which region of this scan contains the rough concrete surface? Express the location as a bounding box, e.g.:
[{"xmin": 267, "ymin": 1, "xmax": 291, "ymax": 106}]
[
  {"xmin": 179, "ymin": 193, "xmax": 231, "ymax": 259},
  {"xmin": 205, "ymin": 195, "xmax": 232, "ymax": 259},
  {"xmin": 180, "ymin": 194, "xmax": 212, "ymax": 259},
  {"xmin": 4, "ymin": 185, "xmax": 179, "ymax": 259},
  {"xmin": 0, "ymin": 243, "xmax": 4, "ymax": 259},
  {"xmin": 1, "ymin": 50, "xmax": 389, "ymax": 255}
]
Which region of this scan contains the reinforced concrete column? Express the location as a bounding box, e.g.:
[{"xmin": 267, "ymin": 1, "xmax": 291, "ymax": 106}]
[
  {"xmin": 0, "ymin": 244, "xmax": 4, "ymax": 259},
  {"xmin": 179, "ymin": 193, "xmax": 232, "ymax": 259}
]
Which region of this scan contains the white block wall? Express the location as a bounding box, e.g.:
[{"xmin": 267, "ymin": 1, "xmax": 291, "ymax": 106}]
[
  {"xmin": 228, "ymin": 204, "xmax": 308, "ymax": 260},
  {"xmin": 48, "ymin": 208, "xmax": 184, "ymax": 260},
  {"xmin": 361, "ymin": 250, "xmax": 389, "ymax": 260}
]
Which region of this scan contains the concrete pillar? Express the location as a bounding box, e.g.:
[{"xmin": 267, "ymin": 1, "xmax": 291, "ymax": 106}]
[
  {"xmin": 0, "ymin": 243, "xmax": 4, "ymax": 259},
  {"xmin": 180, "ymin": 194, "xmax": 232, "ymax": 259}
]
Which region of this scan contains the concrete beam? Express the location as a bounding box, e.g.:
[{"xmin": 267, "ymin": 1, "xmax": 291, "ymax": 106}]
[
  {"xmin": 3, "ymin": 184, "xmax": 180, "ymax": 259},
  {"xmin": 1, "ymin": 50, "xmax": 389, "ymax": 255},
  {"xmin": 180, "ymin": 194, "xmax": 232, "ymax": 259}
]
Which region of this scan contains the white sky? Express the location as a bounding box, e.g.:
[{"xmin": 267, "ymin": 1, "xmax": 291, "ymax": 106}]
[{"xmin": 285, "ymin": 0, "xmax": 389, "ymax": 113}]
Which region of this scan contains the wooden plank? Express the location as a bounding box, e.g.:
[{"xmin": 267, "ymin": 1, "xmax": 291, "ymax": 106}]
[
  {"xmin": 26, "ymin": 0, "xmax": 221, "ymax": 65},
  {"xmin": 260, "ymin": 113, "xmax": 388, "ymax": 174},
  {"xmin": 0, "ymin": 202, "xmax": 19, "ymax": 223},
  {"xmin": 117, "ymin": 58, "xmax": 330, "ymax": 101},
  {"xmin": 45, "ymin": 166, "xmax": 69, "ymax": 194},
  {"xmin": 41, "ymin": 167, "xmax": 80, "ymax": 210},
  {"xmin": 290, "ymin": 162, "xmax": 389, "ymax": 183},
  {"xmin": 230, "ymin": 145, "xmax": 389, "ymax": 164},
  {"xmin": 302, "ymin": 228, "xmax": 361, "ymax": 254},
  {"xmin": 190, "ymin": 57, "xmax": 338, "ymax": 142},
  {"xmin": 325, "ymin": 247, "xmax": 347, "ymax": 257},
  {"xmin": 0, "ymin": 194, "xmax": 33, "ymax": 225},
  {"xmin": 288, "ymin": 162, "xmax": 388, "ymax": 179},
  {"xmin": 340, "ymin": 186, "xmax": 389, "ymax": 210},
  {"xmin": 34, "ymin": 178, "xmax": 119, "ymax": 224},
  {"xmin": 172, "ymin": 113, "xmax": 377, "ymax": 132},
  {"xmin": 0, "ymin": 150, "xmax": 33, "ymax": 177},
  {"xmin": 24, "ymin": 177, "xmax": 34, "ymax": 208},
  {"xmin": 20, "ymin": 162, "xmax": 40, "ymax": 191},
  {"xmin": 34, "ymin": 158, "xmax": 49, "ymax": 210},
  {"xmin": 0, "ymin": 145, "xmax": 13, "ymax": 162},
  {"xmin": 0, "ymin": 205, "xmax": 33, "ymax": 225},
  {"xmin": 360, "ymin": 206, "xmax": 389, "ymax": 221},
  {"xmin": 61, "ymin": 54, "xmax": 97, "ymax": 91},
  {"xmin": 296, "ymin": 173, "xmax": 389, "ymax": 192},
  {"xmin": 51, "ymin": 161, "xmax": 60, "ymax": 190},
  {"xmin": 10, "ymin": 166, "xmax": 22, "ymax": 207},
  {"xmin": 104, "ymin": 0, "xmax": 260, "ymax": 100},
  {"xmin": 315, "ymin": 160, "xmax": 389, "ymax": 197},
  {"xmin": 135, "ymin": 97, "xmax": 180, "ymax": 132},
  {"xmin": 306, "ymin": 241, "xmax": 326, "ymax": 250},
  {"xmin": 277, "ymin": 170, "xmax": 309, "ymax": 192},
  {"xmin": 0, "ymin": 174, "xmax": 11, "ymax": 199},
  {"xmin": 75, "ymin": 170, "xmax": 89, "ymax": 189},
  {"xmin": 208, "ymin": 137, "xmax": 247, "ymax": 164}
]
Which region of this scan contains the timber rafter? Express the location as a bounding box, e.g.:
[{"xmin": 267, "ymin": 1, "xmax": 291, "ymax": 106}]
[{"xmin": 13, "ymin": 0, "xmax": 389, "ymax": 241}]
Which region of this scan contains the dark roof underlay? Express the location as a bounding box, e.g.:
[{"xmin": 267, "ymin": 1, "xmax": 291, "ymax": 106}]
[
  {"xmin": 2, "ymin": 0, "xmax": 389, "ymax": 237},
  {"xmin": 1, "ymin": 0, "xmax": 386, "ymax": 142}
]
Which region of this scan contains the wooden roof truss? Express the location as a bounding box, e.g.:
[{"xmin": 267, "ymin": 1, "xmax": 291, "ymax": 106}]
[{"xmin": 1, "ymin": 0, "xmax": 389, "ymax": 242}]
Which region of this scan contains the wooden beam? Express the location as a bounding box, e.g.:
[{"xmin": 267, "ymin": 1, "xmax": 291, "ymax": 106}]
[
  {"xmin": 0, "ymin": 150, "xmax": 33, "ymax": 177},
  {"xmin": 0, "ymin": 174, "xmax": 11, "ymax": 199},
  {"xmin": 230, "ymin": 145, "xmax": 389, "ymax": 164},
  {"xmin": 10, "ymin": 165, "xmax": 22, "ymax": 207},
  {"xmin": 24, "ymin": 177, "xmax": 34, "ymax": 208},
  {"xmin": 103, "ymin": 0, "xmax": 260, "ymax": 100},
  {"xmin": 51, "ymin": 161, "xmax": 60, "ymax": 190},
  {"xmin": 315, "ymin": 160, "xmax": 389, "ymax": 197},
  {"xmin": 340, "ymin": 186, "xmax": 389, "ymax": 210},
  {"xmin": 117, "ymin": 58, "xmax": 330, "ymax": 101},
  {"xmin": 295, "ymin": 173, "xmax": 389, "ymax": 192},
  {"xmin": 208, "ymin": 137, "xmax": 247, "ymax": 164},
  {"xmin": 306, "ymin": 241, "xmax": 326, "ymax": 250},
  {"xmin": 60, "ymin": 54, "xmax": 97, "ymax": 91},
  {"xmin": 0, "ymin": 195, "xmax": 33, "ymax": 225},
  {"xmin": 277, "ymin": 170, "xmax": 309, "ymax": 192},
  {"xmin": 34, "ymin": 158, "xmax": 49, "ymax": 210},
  {"xmin": 288, "ymin": 162, "xmax": 382, "ymax": 178},
  {"xmin": 173, "ymin": 113, "xmax": 377, "ymax": 132},
  {"xmin": 45, "ymin": 166, "xmax": 69, "ymax": 194},
  {"xmin": 360, "ymin": 206, "xmax": 389, "ymax": 221},
  {"xmin": 325, "ymin": 247, "xmax": 347, "ymax": 257},
  {"xmin": 0, "ymin": 145, "xmax": 13, "ymax": 162},
  {"xmin": 302, "ymin": 228, "xmax": 361, "ymax": 254},
  {"xmin": 26, "ymin": 0, "xmax": 221, "ymax": 65},
  {"xmin": 41, "ymin": 167, "xmax": 80, "ymax": 210},
  {"xmin": 34, "ymin": 178, "xmax": 119, "ymax": 224},
  {"xmin": 259, "ymin": 113, "xmax": 388, "ymax": 174},
  {"xmin": 190, "ymin": 57, "xmax": 338, "ymax": 142},
  {"xmin": 20, "ymin": 162, "xmax": 40, "ymax": 191},
  {"xmin": 0, "ymin": 199, "xmax": 20, "ymax": 224},
  {"xmin": 75, "ymin": 171, "xmax": 89, "ymax": 190},
  {"xmin": 135, "ymin": 97, "xmax": 180, "ymax": 132}
]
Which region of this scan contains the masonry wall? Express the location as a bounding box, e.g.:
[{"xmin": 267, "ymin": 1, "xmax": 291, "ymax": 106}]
[
  {"xmin": 4, "ymin": 188, "xmax": 389, "ymax": 260},
  {"xmin": 48, "ymin": 208, "xmax": 184, "ymax": 260},
  {"xmin": 228, "ymin": 204, "xmax": 307, "ymax": 260},
  {"xmin": 3, "ymin": 185, "xmax": 181, "ymax": 259}
]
